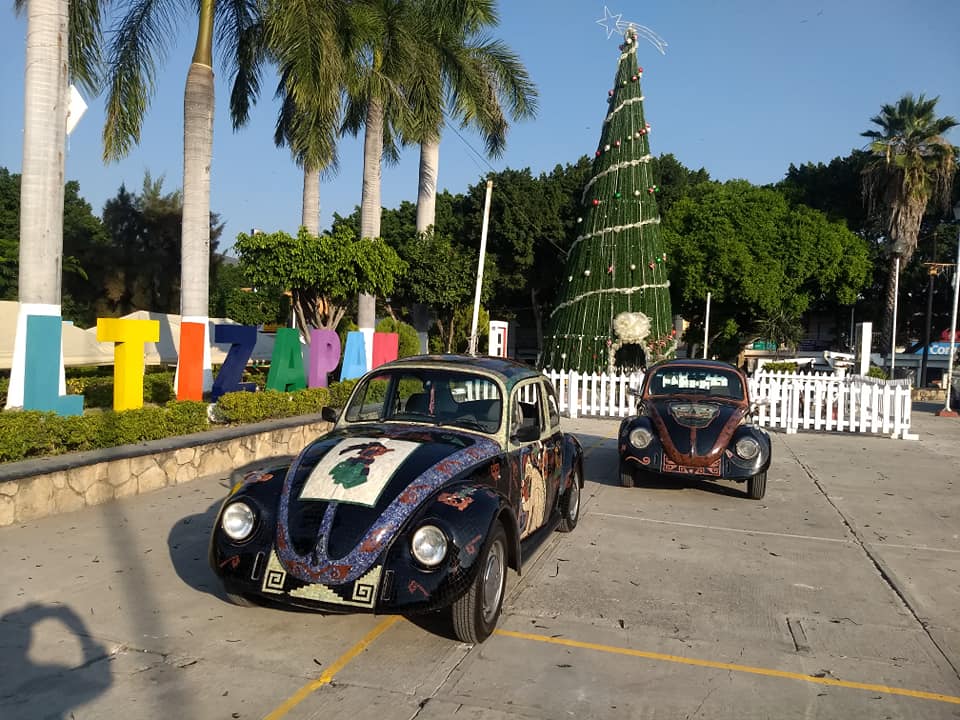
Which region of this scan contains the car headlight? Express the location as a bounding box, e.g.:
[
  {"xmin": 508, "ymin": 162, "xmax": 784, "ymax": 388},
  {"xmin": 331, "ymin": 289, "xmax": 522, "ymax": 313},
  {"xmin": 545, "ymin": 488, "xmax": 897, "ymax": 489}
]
[
  {"xmin": 629, "ymin": 427, "xmax": 653, "ymax": 449},
  {"xmin": 222, "ymin": 501, "xmax": 256, "ymax": 541},
  {"xmin": 411, "ymin": 525, "xmax": 448, "ymax": 567},
  {"xmin": 735, "ymin": 437, "xmax": 761, "ymax": 460}
]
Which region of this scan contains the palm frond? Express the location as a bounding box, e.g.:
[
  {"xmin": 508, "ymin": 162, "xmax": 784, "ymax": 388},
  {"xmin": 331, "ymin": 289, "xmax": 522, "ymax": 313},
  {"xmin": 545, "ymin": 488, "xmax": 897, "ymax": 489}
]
[
  {"xmin": 216, "ymin": 0, "xmax": 265, "ymax": 129},
  {"xmin": 102, "ymin": 0, "xmax": 181, "ymax": 160},
  {"xmin": 69, "ymin": 0, "xmax": 105, "ymax": 95}
]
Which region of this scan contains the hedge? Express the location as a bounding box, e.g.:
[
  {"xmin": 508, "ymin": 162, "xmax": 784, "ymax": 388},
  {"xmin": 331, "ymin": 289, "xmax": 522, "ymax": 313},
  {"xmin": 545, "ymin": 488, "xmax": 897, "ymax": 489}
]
[{"xmin": 0, "ymin": 378, "xmax": 359, "ymax": 463}]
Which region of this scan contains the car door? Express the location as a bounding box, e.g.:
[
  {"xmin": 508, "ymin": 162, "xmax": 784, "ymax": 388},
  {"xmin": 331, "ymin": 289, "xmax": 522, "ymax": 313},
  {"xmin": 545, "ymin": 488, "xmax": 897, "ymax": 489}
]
[
  {"xmin": 540, "ymin": 380, "xmax": 564, "ymax": 516},
  {"xmin": 509, "ymin": 379, "xmax": 548, "ymax": 539}
]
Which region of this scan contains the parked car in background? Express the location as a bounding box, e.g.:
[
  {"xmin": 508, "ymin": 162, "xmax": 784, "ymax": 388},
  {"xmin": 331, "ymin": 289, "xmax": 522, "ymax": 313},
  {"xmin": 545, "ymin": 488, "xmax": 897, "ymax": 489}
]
[
  {"xmin": 618, "ymin": 359, "xmax": 771, "ymax": 499},
  {"xmin": 210, "ymin": 355, "xmax": 584, "ymax": 643}
]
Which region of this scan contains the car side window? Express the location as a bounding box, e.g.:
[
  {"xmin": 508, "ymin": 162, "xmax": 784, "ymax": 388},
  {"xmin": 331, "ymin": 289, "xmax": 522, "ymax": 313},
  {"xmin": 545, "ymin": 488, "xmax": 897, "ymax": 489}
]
[
  {"xmin": 544, "ymin": 382, "xmax": 560, "ymax": 429},
  {"xmin": 511, "ymin": 382, "xmax": 543, "ymax": 441}
]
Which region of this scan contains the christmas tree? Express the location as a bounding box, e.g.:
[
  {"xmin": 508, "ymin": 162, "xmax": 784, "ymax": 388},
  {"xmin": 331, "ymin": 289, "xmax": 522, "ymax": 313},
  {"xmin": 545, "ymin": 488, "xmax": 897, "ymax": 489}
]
[{"xmin": 542, "ymin": 25, "xmax": 675, "ymax": 373}]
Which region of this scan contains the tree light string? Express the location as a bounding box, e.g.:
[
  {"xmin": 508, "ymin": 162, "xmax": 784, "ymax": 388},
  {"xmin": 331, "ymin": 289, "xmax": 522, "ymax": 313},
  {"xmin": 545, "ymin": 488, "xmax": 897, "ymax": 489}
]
[
  {"xmin": 569, "ymin": 217, "xmax": 661, "ymax": 253},
  {"xmin": 549, "ymin": 282, "xmax": 671, "ymax": 317},
  {"xmin": 605, "ymin": 96, "xmax": 645, "ymax": 124},
  {"xmin": 580, "ymin": 155, "xmax": 653, "ymax": 199}
]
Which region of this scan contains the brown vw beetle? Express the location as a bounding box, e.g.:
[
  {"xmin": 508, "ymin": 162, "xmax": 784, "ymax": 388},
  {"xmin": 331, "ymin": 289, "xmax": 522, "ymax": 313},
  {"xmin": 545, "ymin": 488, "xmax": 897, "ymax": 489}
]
[
  {"xmin": 210, "ymin": 355, "xmax": 584, "ymax": 643},
  {"xmin": 617, "ymin": 359, "xmax": 771, "ymax": 499}
]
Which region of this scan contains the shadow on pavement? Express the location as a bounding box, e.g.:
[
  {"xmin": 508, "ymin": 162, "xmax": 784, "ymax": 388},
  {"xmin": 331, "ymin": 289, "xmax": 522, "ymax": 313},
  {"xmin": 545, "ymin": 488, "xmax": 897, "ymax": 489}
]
[
  {"xmin": 167, "ymin": 457, "xmax": 297, "ymax": 601},
  {"xmin": 0, "ymin": 603, "xmax": 112, "ymax": 719}
]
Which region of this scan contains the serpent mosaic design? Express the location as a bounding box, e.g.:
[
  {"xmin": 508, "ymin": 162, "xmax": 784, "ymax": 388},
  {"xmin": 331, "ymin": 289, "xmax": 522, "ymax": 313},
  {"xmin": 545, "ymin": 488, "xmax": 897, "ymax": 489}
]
[{"xmin": 275, "ymin": 436, "xmax": 501, "ymax": 585}]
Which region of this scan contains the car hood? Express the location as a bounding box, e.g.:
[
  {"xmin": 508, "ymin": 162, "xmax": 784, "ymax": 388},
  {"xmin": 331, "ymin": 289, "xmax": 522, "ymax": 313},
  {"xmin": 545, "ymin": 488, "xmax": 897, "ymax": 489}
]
[
  {"xmin": 647, "ymin": 398, "xmax": 745, "ymax": 467},
  {"xmin": 275, "ymin": 424, "xmax": 501, "ymax": 584}
]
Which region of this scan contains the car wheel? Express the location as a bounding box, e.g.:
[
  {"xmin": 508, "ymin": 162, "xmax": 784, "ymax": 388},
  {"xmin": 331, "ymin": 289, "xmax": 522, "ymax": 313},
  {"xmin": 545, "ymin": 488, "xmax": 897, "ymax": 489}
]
[
  {"xmin": 747, "ymin": 471, "xmax": 767, "ymax": 500},
  {"xmin": 619, "ymin": 462, "xmax": 635, "ymax": 488},
  {"xmin": 452, "ymin": 522, "xmax": 507, "ymax": 644},
  {"xmin": 557, "ymin": 469, "xmax": 581, "ymax": 533}
]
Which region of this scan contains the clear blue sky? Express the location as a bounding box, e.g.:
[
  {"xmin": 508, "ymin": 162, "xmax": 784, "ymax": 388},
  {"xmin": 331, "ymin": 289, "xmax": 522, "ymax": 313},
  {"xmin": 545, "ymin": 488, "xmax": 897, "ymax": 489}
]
[{"xmin": 2, "ymin": 0, "xmax": 959, "ymax": 255}]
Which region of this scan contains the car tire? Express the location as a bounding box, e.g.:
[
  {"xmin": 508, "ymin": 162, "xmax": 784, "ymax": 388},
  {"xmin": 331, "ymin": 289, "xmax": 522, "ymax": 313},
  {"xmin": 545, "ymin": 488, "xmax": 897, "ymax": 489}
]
[
  {"xmin": 747, "ymin": 471, "xmax": 767, "ymax": 500},
  {"xmin": 225, "ymin": 589, "xmax": 258, "ymax": 607},
  {"xmin": 452, "ymin": 521, "xmax": 507, "ymax": 644},
  {"xmin": 619, "ymin": 462, "xmax": 635, "ymax": 488},
  {"xmin": 557, "ymin": 469, "xmax": 581, "ymax": 533}
]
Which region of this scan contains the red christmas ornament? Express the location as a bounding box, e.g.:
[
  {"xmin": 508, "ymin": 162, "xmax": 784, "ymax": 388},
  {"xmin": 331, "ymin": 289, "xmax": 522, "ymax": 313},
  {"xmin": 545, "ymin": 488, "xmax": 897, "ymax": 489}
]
[
  {"xmin": 637, "ymin": 66, "xmax": 643, "ymax": 73},
  {"xmin": 595, "ymin": 150, "xmax": 601, "ymax": 157},
  {"xmin": 607, "ymin": 265, "xmax": 614, "ymax": 274},
  {"xmin": 614, "ymin": 140, "xmax": 621, "ymax": 147},
  {"xmin": 608, "ymin": 90, "xmax": 614, "ymax": 97},
  {"xmin": 632, "ymin": 75, "xmax": 638, "ymax": 81},
  {"xmin": 592, "ymin": 199, "xmax": 600, "ymax": 206},
  {"xmin": 648, "ymin": 261, "xmax": 655, "ymax": 269}
]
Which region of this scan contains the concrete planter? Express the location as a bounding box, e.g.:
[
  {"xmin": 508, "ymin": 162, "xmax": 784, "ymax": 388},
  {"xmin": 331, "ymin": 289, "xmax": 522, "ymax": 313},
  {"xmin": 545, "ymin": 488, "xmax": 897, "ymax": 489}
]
[{"xmin": 0, "ymin": 414, "xmax": 331, "ymax": 528}]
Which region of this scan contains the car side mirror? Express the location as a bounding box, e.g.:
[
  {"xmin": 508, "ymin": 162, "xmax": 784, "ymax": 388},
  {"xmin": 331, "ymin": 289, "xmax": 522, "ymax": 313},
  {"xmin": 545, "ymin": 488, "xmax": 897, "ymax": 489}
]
[
  {"xmin": 512, "ymin": 424, "xmax": 540, "ymax": 444},
  {"xmin": 321, "ymin": 406, "xmax": 339, "ymax": 423}
]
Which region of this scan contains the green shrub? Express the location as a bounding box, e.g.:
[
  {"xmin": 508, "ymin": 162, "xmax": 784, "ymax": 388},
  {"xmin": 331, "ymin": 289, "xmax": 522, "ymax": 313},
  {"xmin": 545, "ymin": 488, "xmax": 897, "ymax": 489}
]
[
  {"xmin": 0, "ymin": 375, "xmax": 8, "ymax": 408},
  {"xmin": 376, "ymin": 317, "xmax": 421, "ymax": 358},
  {"xmin": 327, "ymin": 379, "xmax": 357, "ymax": 408},
  {"xmin": 760, "ymin": 361, "xmax": 798, "ymax": 373},
  {"xmin": 65, "ymin": 371, "xmax": 175, "ymax": 408},
  {"xmin": 866, "ymin": 365, "xmax": 888, "ymax": 380},
  {"xmin": 0, "ymin": 400, "xmax": 211, "ymax": 462}
]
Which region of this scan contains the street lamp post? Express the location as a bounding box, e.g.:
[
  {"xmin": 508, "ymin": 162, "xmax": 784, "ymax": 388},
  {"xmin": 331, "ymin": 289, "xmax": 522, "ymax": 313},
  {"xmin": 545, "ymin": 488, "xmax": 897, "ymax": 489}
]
[{"xmin": 937, "ymin": 201, "xmax": 960, "ymax": 417}]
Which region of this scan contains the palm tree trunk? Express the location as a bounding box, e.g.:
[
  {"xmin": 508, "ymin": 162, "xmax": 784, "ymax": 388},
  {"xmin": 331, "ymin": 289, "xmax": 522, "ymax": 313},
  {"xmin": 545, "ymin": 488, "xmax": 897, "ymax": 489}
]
[
  {"xmin": 410, "ymin": 138, "xmax": 440, "ymax": 354},
  {"xmin": 881, "ymin": 253, "xmax": 900, "ymax": 358},
  {"xmin": 302, "ymin": 167, "xmax": 320, "ymax": 235},
  {"xmin": 358, "ymin": 97, "xmax": 384, "ymax": 335},
  {"xmin": 416, "ymin": 139, "xmax": 439, "ymax": 233},
  {"xmin": 179, "ymin": 0, "xmax": 215, "ymax": 392},
  {"xmin": 7, "ymin": 0, "xmax": 70, "ymax": 409}
]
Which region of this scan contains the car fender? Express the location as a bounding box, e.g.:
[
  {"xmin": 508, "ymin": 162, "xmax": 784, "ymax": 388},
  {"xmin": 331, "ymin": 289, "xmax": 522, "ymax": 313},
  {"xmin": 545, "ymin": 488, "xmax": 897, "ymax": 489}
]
[
  {"xmin": 729, "ymin": 424, "xmax": 772, "ymax": 473},
  {"xmin": 209, "ymin": 464, "xmax": 290, "ymax": 578},
  {"xmin": 560, "ymin": 434, "xmax": 585, "ymax": 494},
  {"xmin": 380, "ymin": 481, "xmax": 517, "ymax": 614}
]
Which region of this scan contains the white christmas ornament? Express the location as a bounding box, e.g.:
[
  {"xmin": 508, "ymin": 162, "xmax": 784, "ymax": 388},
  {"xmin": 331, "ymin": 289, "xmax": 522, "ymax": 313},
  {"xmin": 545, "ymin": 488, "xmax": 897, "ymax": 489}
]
[
  {"xmin": 630, "ymin": 263, "xmax": 636, "ymax": 270},
  {"xmin": 584, "ymin": 270, "xmax": 591, "ymax": 276}
]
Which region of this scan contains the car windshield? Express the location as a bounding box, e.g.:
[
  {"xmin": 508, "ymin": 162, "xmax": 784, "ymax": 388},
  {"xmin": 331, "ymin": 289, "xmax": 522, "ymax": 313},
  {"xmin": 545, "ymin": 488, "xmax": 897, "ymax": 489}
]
[
  {"xmin": 344, "ymin": 368, "xmax": 503, "ymax": 434},
  {"xmin": 647, "ymin": 367, "xmax": 745, "ymax": 401}
]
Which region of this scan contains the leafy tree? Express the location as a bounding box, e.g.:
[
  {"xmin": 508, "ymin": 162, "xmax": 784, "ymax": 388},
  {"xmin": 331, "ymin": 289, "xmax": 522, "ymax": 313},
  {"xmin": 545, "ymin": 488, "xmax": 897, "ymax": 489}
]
[
  {"xmin": 861, "ymin": 93, "xmax": 958, "ymax": 348},
  {"xmin": 400, "ymin": 229, "xmax": 479, "ymax": 352},
  {"xmin": 210, "ymin": 261, "xmax": 285, "ymax": 327},
  {"xmin": 0, "ymin": 168, "xmax": 109, "ymax": 325},
  {"xmin": 233, "ymin": 225, "xmax": 406, "ymax": 341},
  {"xmin": 661, "ymin": 181, "xmax": 871, "ymax": 360},
  {"xmin": 99, "ymin": 174, "xmax": 223, "ymax": 318},
  {"xmin": 651, "ymin": 153, "xmax": 710, "ymax": 216}
]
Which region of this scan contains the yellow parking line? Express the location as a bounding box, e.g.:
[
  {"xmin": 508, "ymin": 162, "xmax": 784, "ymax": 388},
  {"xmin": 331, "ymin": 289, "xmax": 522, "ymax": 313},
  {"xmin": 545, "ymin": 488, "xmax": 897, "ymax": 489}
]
[
  {"xmin": 264, "ymin": 616, "xmax": 401, "ymax": 719},
  {"xmin": 494, "ymin": 629, "xmax": 960, "ymax": 706}
]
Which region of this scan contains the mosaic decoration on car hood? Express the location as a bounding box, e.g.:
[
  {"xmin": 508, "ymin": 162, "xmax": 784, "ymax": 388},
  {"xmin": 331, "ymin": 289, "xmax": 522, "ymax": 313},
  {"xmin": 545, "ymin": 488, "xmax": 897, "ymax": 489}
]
[
  {"xmin": 276, "ymin": 434, "xmax": 502, "ymax": 585},
  {"xmin": 299, "ymin": 437, "xmax": 420, "ymax": 507}
]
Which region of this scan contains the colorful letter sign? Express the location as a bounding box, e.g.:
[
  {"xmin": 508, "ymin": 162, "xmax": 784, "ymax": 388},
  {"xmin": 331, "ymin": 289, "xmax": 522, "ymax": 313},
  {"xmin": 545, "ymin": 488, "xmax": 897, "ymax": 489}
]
[
  {"xmin": 96, "ymin": 318, "xmax": 160, "ymax": 411},
  {"xmin": 23, "ymin": 315, "xmax": 83, "ymax": 415}
]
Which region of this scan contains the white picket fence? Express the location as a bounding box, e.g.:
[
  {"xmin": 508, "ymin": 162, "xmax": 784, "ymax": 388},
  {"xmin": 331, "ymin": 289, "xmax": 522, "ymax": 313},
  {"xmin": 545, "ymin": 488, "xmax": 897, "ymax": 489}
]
[
  {"xmin": 748, "ymin": 371, "xmax": 916, "ymax": 440},
  {"xmin": 541, "ymin": 369, "xmax": 916, "ymax": 440}
]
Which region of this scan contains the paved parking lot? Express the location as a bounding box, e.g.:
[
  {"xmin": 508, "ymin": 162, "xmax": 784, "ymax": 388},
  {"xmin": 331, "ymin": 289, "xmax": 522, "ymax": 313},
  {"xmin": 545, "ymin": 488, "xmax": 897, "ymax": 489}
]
[{"xmin": 2, "ymin": 411, "xmax": 959, "ymax": 719}]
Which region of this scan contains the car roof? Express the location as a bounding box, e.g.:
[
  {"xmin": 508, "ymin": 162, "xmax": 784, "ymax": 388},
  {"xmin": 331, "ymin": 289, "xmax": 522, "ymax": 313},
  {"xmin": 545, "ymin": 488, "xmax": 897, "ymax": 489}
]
[
  {"xmin": 377, "ymin": 354, "xmax": 541, "ymax": 384},
  {"xmin": 648, "ymin": 358, "xmax": 742, "ymax": 373}
]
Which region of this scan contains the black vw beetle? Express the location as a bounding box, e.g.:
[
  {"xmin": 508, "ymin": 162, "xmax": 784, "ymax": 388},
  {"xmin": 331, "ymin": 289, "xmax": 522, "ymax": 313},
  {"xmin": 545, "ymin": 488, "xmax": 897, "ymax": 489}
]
[
  {"xmin": 210, "ymin": 355, "xmax": 583, "ymax": 643},
  {"xmin": 618, "ymin": 359, "xmax": 771, "ymax": 499}
]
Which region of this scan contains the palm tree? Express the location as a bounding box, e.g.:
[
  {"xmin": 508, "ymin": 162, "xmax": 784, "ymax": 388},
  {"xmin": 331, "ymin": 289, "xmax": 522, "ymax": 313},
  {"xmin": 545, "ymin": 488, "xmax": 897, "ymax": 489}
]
[
  {"xmin": 264, "ymin": 2, "xmax": 351, "ymax": 236},
  {"xmin": 404, "ymin": 0, "xmax": 537, "ymax": 351},
  {"xmin": 102, "ymin": 0, "xmax": 261, "ymax": 390},
  {"xmin": 861, "ymin": 94, "xmax": 957, "ymax": 351},
  {"xmin": 341, "ymin": 0, "xmax": 423, "ymax": 335},
  {"xmin": 408, "ymin": 0, "xmax": 537, "ymax": 234},
  {"xmin": 8, "ymin": 0, "xmax": 102, "ymax": 408}
]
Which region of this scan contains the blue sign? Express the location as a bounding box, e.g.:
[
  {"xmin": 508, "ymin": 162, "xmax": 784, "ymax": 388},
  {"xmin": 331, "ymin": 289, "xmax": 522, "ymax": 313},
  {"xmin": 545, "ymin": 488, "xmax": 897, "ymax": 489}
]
[{"xmin": 912, "ymin": 342, "xmax": 955, "ymax": 356}]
